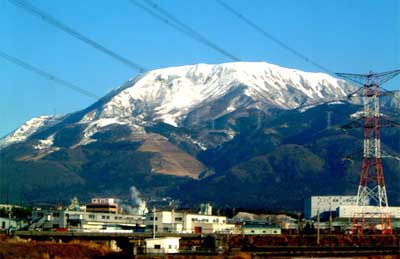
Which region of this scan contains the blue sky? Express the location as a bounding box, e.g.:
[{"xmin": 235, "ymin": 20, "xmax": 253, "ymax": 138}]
[{"xmin": 0, "ymin": 0, "xmax": 399, "ymax": 137}]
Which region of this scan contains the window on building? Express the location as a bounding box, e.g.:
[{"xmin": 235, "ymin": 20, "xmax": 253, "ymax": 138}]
[
  {"xmin": 89, "ymin": 215, "xmax": 95, "ymax": 219},
  {"xmin": 53, "ymin": 224, "xmax": 59, "ymax": 229},
  {"xmin": 175, "ymin": 217, "xmax": 182, "ymax": 221},
  {"xmin": 102, "ymin": 216, "xmax": 106, "ymax": 219},
  {"xmin": 1, "ymin": 221, "xmax": 5, "ymax": 229},
  {"xmin": 262, "ymin": 230, "xmax": 266, "ymax": 233},
  {"xmin": 106, "ymin": 216, "xmax": 110, "ymax": 219},
  {"xmin": 251, "ymin": 230, "xmax": 255, "ymax": 233},
  {"xmin": 154, "ymin": 244, "xmax": 161, "ymax": 249},
  {"xmin": 52, "ymin": 212, "xmax": 60, "ymax": 217},
  {"xmin": 168, "ymin": 245, "xmax": 172, "ymax": 249}
]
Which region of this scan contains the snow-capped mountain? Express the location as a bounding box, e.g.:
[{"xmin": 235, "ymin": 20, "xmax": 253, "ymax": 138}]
[
  {"xmin": 0, "ymin": 115, "xmax": 59, "ymax": 149},
  {"xmin": 98, "ymin": 62, "xmax": 351, "ymax": 126},
  {"xmin": 2, "ymin": 61, "xmax": 399, "ymax": 208},
  {"xmin": 0, "ymin": 62, "xmax": 354, "ymax": 149}
]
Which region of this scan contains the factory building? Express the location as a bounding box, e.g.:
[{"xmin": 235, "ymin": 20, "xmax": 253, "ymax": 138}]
[
  {"xmin": 304, "ymin": 195, "xmax": 368, "ymax": 219},
  {"xmin": 336, "ymin": 206, "xmax": 400, "ymax": 219},
  {"xmin": 30, "ymin": 197, "xmax": 146, "ymax": 232},
  {"xmin": 86, "ymin": 198, "xmax": 119, "ymax": 214},
  {"xmin": 146, "ymin": 204, "xmax": 236, "ymax": 234},
  {"xmin": 145, "ymin": 237, "xmax": 180, "ymax": 254},
  {"xmin": 0, "ymin": 204, "xmax": 29, "ymax": 232},
  {"xmin": 241, "ymin": 221, "xmax": 281, "ymax": 235},
  {"xmin": 30, "ymin": 209, "xmax": 145, "ymax": 232},
  {"xmin": 0, "ymin": 217, "xmax": 27, "ymax": 232}
]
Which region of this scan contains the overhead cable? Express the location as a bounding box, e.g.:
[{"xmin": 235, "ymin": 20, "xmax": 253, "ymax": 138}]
[
  {"xmin": 216, "ymin": 0, "xmax": 334, "ymax": 75},
  {"xmin": 0, "ymin": 50, "xmax": 99, "ymax": 99},
  {"xmin": 8, "ymin": 0, "xmax": 147, "ymax": 73},
  {"xmin": 130, "ymin": 0, "xmax": 241, "ymax": 61}
]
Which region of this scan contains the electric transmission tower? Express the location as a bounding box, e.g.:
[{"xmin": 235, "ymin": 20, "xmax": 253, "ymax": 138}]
[{"xmin": 337, "ymin": 69, "xmax": 400, "ymax": 235}]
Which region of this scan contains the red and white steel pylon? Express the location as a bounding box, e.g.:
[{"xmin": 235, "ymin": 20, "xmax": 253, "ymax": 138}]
[{"xmin": 337, "ymin": 70, "xmax": 400, "ymax": 235}]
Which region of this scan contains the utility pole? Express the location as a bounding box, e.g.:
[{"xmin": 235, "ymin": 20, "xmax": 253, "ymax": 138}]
[
  {"xmin": 337, "ymin": 69, "xmax": 400, "ymax": 235},
  {"xmin": 171, "ymin": 209, "xmax": 175, "ymax": 233},
  {"xmin": 317, "ymin": 208, "xmax": 320, "ymax": 246},
  {"xmin": 153, "ymin": 207, "xmax": 156, "ymax": 239},
  {"xmin": 329, "ymin": 203, "xmax": 333, "ymax": 233},
  {"xmin": 297, "ymin": 212, "xmax": 301, "ymax": 234}
]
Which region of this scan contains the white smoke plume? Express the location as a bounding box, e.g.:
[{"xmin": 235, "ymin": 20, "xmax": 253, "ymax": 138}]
[
  {"xmin": 121, "ymin": 186, "xmax": 148, "ymax": 215},
  {"xmin": 130, "ymin": 186, "xmax": 143, "ymax": 206}
]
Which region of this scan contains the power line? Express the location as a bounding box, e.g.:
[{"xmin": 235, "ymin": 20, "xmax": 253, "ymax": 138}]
[
  {"xmin": 129, "ymin": 0, "xmax": 241, "ymax": 61},
  {"xmin": 141, "ymin": 0, "xmax": 241, "ymax": 61},
  {"xmin": 129, "ymin": 1, "xmax": 193, "ymax": 38},
  {"xmin": 216, "ymin": 0, "xmax": 334, "ymax": 75},
  {"xmin": 0, "ymin": 50, "xmax": 99, "ymax": 99},
  {"xmin": 8, "ymin": 0, "xmax": 147, "ymax": 73},
  {"xmin": 336, "ymin": 70, "xmax": 400, "ymax": 86}
]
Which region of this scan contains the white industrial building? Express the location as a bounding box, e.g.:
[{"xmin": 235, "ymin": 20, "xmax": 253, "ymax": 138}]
[
  {"xmin": 145, "ymin": 237, "xmax": 180, "ymax": 254},
  {"xmin": 31, "ymin": 209, "xmax": 145, "ymax": 232},
  {"xmin": 304, "ymin": 195, "xmax": 368, "ymax": 219},
  {"xmin": 0, "ymin": 217, "xmax": 27, "ymax": 231},
  {"xmin": 29, "ymin": 197, "xmax": 147, "ymax": 232},
  {"xmin": 241, "ymin": 221, "xmax": 281, "ymax": 235},
  {"xmin": 336, "ymin": 206, "xmax": 400, "ymax": 219},
  {"xmin": 146, "ymin": 204, "xmax": 236, "ymax": 234}
]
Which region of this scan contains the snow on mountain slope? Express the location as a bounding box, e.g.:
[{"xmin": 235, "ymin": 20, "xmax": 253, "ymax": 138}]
[
  {"xmin": 98, "ymin": 62, "xmax": 352, "ymax": 126},
  {"xmin": 0, "ymin": 116, "xmax": 56, "ymax": 149},
  {"xmin": 76, "ymin": 117, "xmax": 146, "ymax": 146},
  {"xmin": 1, "ymin": 62, "xmax": 354, "ymax": 149}
]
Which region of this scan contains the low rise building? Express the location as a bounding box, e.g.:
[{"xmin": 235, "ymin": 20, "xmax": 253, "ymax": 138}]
[
  {"xmin": 0, "ymin": 217, "xmax": 28, "ymax": 231},
  {"xmin": 86, "ymin": 198, "xmax": 119, "ymax": 214},
  {"xmin": 31, "ymin": 209, "xmax": 145, "ymax": 232},
  {"xmin": 231, "ymin": 212, "xmax": 297, "ymax": 230},
  {"xmin": 30, "ymin": 197, "xmax": 148, "ymax": 232},
  {"xmin": 146, "ymin": 204, "xmax": 236, "ymax": 234},
  {"xmin": 241, "ymin": 221, "xmax": 281, "ymax": 235},
  {"xmin": 304, "ymin": 195, "xmax": 368, "ymax": 219},
  {"xmin": 145, "ymin": 237, "xmax": 180, "ymax": 254},
  {"xmin": 336, "ymin": 205, "xmax": 400, "ymax": 219}
]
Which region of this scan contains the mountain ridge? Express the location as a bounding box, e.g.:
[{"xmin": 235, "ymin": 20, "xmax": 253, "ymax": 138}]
[
  {"xmin": 0, "ymin": 61, "xmax": 354, "ymax": 149},
  {"xmin": 2, "ymin": 61, "xmax": 398, "ymax": 209}
]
